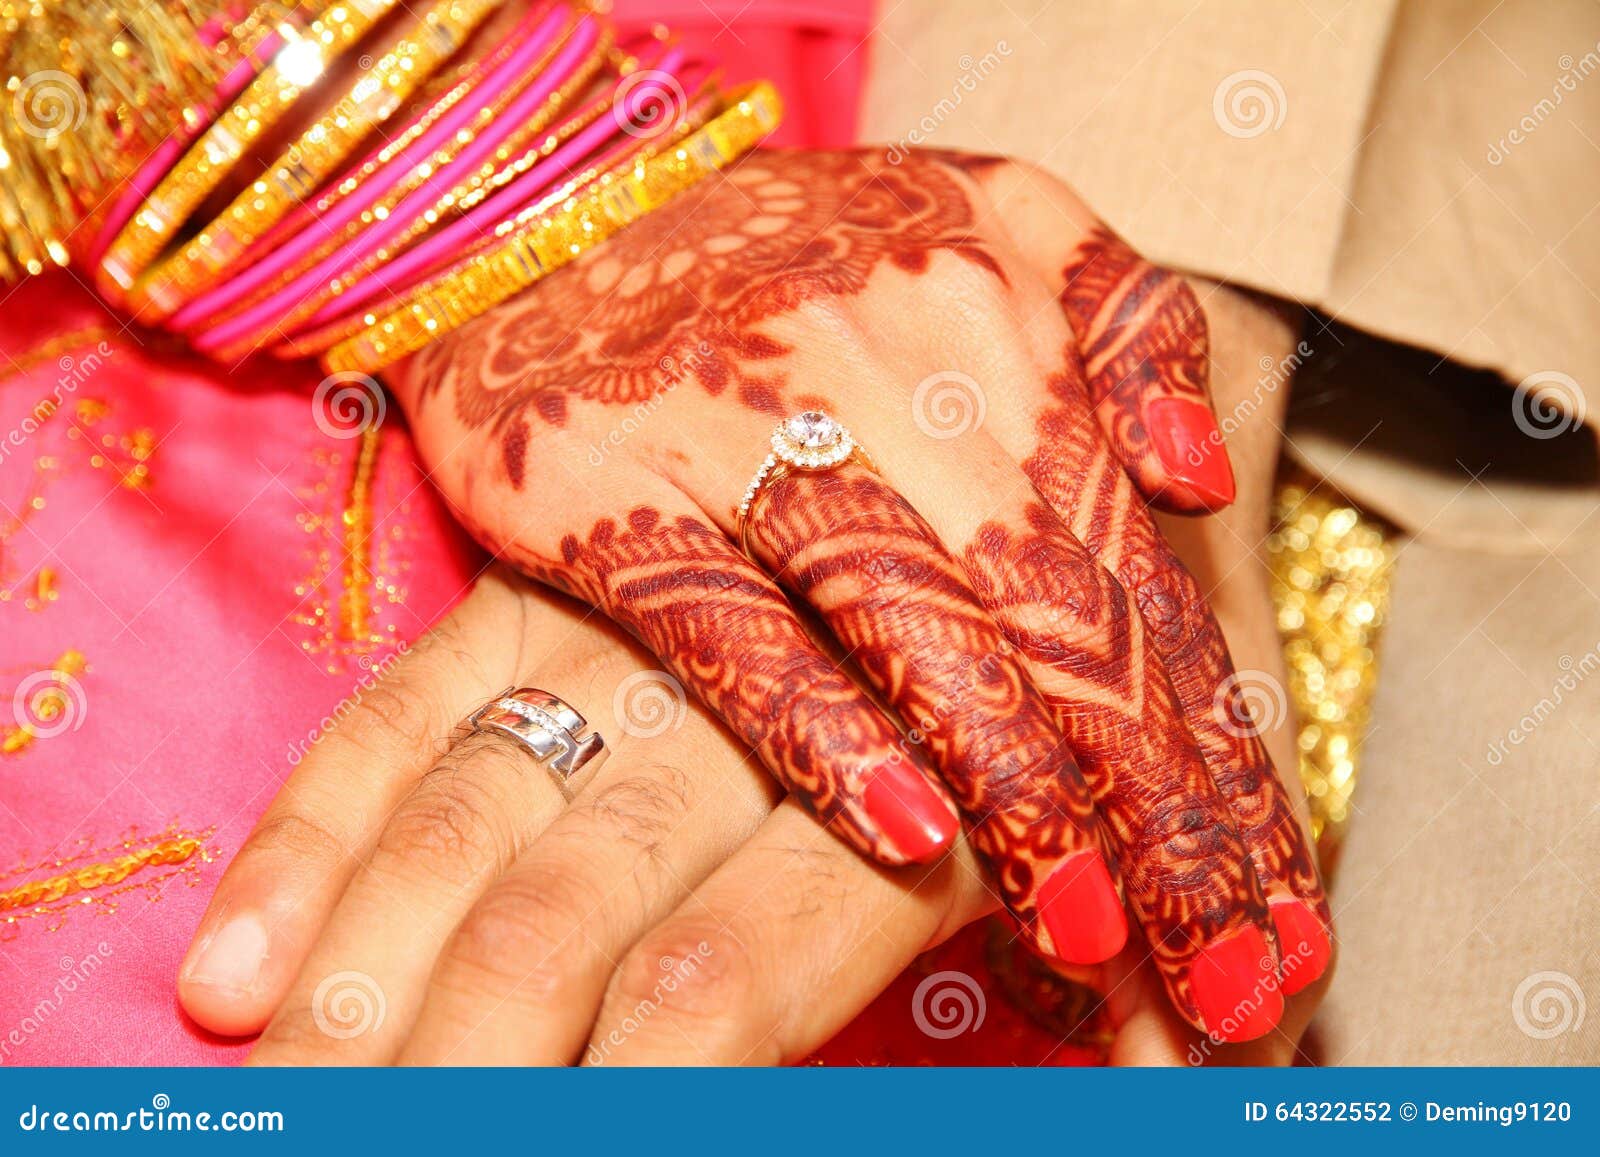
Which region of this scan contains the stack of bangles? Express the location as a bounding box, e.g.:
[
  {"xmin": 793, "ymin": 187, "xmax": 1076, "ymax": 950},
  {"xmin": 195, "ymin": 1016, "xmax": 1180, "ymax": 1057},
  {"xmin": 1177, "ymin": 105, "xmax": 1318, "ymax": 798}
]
[{"xmin": 87, "ymin": 0, "xmax": 782, "ymax": 374}]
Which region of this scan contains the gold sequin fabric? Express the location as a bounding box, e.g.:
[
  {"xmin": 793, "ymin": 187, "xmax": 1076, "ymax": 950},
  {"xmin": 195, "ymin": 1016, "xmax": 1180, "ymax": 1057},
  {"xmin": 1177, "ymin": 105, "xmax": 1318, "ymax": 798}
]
[{"xmin": 1267, "ymin": 471, "xmax": 1396, "ymax": 856}]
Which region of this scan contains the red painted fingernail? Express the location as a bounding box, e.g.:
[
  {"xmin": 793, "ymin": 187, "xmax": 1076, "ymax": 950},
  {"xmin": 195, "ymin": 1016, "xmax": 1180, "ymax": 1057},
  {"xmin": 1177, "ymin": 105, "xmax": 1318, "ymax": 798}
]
[
  {"xmin": 1145, "ymin": 396, "xmax": 1236, "ymax": 507},
  {"xmin": 861, "ymin": 763, "xmax": 959, "ymax": 863},
  {"xmin": 1038, "ymin": 850, "xmax": 1128, "ymax": 964},
  {"xmin": 1191, "ymin": 925, "xmax": 1284, "ymax": 1042},
  {"xmin": 1271, "ymin": 899, "xmax": 1332, "ymax": 996}
]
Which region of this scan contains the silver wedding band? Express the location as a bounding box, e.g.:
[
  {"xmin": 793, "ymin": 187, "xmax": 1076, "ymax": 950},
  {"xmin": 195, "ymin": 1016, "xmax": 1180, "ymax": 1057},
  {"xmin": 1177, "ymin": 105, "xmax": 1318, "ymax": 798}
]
[{"xmin": 467, "ymin": 687, "xmax": 608, "ymax": 798}]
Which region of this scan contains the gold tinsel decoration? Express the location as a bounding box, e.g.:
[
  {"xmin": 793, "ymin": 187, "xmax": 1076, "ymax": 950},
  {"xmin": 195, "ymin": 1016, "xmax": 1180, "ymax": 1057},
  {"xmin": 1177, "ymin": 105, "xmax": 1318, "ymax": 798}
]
[
  {"xmin": 1266, "ymin": 470, "xmax": 1395, "ymax": 859},
  {"xmin": 0, "ymin": 1, "xmax": 289, "ymax": 281}
]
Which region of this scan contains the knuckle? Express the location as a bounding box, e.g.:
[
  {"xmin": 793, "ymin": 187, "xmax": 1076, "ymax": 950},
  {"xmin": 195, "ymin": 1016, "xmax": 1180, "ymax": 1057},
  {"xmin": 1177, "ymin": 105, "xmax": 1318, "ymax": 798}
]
[
  {"xmin": 1121, "ymin": 544, "xmax": 1206, "ymax": 660},
  {"xmin": 444, "ymin": 868, "xmax": 600, "ymax": 1002},
  {"xmin": 580, "ymin": 767, "xmax": 692, "ymax": 852},
  {"xmin": 257, "ymin": 1003, "xmax": 348, "ymax": 1060},
  {"xmin": 331, "ymin": 680, "xmax": 451, "ymax": 760},
  {"xmin": 1130, "ymin": 783, "xmax": 1243, "ymax": 871},
  {"xmin": 369, "ymin": 763, "xmax": 510, "ymax": 881},
  {"xmin": 245, "ymin": 808, "xmax": 354, "ymax": 869},
  {"xmin": 609, "ymin": 921, "xmax": 757, "ymax": 1029}
]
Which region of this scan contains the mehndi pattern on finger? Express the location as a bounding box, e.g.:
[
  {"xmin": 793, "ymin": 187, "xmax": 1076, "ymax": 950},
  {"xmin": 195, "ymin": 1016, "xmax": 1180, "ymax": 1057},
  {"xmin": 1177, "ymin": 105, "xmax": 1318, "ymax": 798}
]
[
  {"xmin": 746, "ymin": 466, "xmax": 1126, "ymax": 963},
  {"xmin": 1061, "ymin": 228, "xmax": 1233, "ymax": 511}
]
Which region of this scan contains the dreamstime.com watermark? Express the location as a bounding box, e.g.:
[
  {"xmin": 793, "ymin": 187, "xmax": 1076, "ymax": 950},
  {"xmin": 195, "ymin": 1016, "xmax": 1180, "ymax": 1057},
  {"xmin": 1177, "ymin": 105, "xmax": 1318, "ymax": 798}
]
[
  {"xmin": 587, "ymin": 342, "xmax": 716, "ymax": 466},
  {"xmin": 613, "ymin": 670, "xmax": 688, "ymax": 739},
  {"xmin": 312, "ymin": 970, "xmax": 387, "ymax": 1040},
  {"xmin": 1485, "ymin": 641, "xmax": 1600, "ymax": 766},
  {"xmin": 9, "ymin": 667, "xmax": 89, "ymax": 742},
  {"xmin": 284, "ymin": 642, "xmax": 409, "ymax": 766},
  {"xmin": 912, "ymin": 370, "xmax": 986, "ymax": 440},
  {"xmin": 912, "ymin": 970, "xmax": 987, "ymax": 1039},
  {"xmin": 884, "ymin": 42, "xmax": 1012, "ymax": 163},
  {"xmin": 1187, "ymin": 933, "xmax": 1319, "ymax": 1065},
  {"xmin": 10, "ymin": 70, "xmax": 86, "ymax": 140},
  {"xmin": 1212, "ymin": 69, "xmax": 1287, "ymax": 139},
  {"xmin": 1487, "ymin": 42, "xmax": 1600, "ymax": 165},
  {"xmin": 1511, "ymin": 970, "xmax": 1586, "ymax": 1040},
  {"xmin": 1510, "ymin": 370, "xmax": 1586, "ymax": 440},
  {"xmin": 1183, "ymin": 340, "xmax": 1312, "ymax": 473},
  {"xmin": 16, "ymin": 1095, "xmax": 282, "ymax": 1134},
  {"xmin": 0, "ymin": 341, "xmax": 115, "ymax": 467},
  {"xmin": 585, "ymin": 943, "xmax": 715, "ymax": 1064},
  {"xmin": 1, "ymin": 945, "xmax": 113, "ymax": 1064}
]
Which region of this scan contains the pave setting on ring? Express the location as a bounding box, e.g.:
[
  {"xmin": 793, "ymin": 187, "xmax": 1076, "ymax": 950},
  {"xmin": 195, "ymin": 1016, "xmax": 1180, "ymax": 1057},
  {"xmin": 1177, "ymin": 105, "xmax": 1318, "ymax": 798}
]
[{"xmin": 738, "ymin": 410, "xmax": 856, "ymax": 517}]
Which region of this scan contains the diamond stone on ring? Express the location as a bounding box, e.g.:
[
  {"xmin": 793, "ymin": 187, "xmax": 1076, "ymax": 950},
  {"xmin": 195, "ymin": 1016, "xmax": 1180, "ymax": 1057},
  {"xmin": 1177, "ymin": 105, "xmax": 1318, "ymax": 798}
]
[
  {"xmin": 467, "ymin": 687, "xmax": 608, "ymax": 798},
  {"xmin": 735, "ymin": 410, "xmax": 876, "ymax": 556}
]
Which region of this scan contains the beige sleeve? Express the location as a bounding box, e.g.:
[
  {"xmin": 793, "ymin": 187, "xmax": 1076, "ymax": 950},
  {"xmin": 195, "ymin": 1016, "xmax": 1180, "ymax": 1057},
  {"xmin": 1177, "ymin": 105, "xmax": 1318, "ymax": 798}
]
[{"xmin": 859, "ymin": 0, "xmax": 1600, "ymax": 393}]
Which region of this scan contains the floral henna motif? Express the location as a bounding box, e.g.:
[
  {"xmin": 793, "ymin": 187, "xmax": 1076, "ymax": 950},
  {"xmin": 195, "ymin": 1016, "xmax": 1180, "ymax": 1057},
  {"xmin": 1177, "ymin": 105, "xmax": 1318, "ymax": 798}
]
[
  {"xmin": 745, "ymin": 465, "xmax": 1125, "ymax": 960},
  {"xmin": 504, "ymin": 505, "xmax": 928, "ymax": 862},
  {"xmin": 409, "ymin": 150, "xmax": 1000, "ymax": 479},
  {"xmin": 1060, "ymin": 228, "xmax": 1229, "ymax": 510},
  {"xmin": 1025, "ymin": 357, "xmax": 1329, "ymax": 953},
  {"xmin": 962, "ymin": 503, "xmax": 1271, "ymax": 1022}
]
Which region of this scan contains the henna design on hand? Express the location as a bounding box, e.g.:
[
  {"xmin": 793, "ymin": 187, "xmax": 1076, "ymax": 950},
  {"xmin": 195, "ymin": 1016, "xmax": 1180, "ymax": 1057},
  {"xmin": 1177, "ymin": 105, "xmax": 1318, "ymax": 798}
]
[
  {"xmin": 504, "ymin": 505, "xmax": 953, "ymax": 863},
  {"xmin": 746, "ymin": 465, "xmax": 1126, "ymax": 962},
  {"xmin": 962, "ymin": 502, "xmax": 1270, "ymax": 1023},
  {"xmin": 408, "ymin": 151, "xmax": 999, "ymax": 483},
  {"xmin": 1060, "ymin": 228, "xmax": 1233, "ymax": 511},
  {"xmin": 1025, "ymin": 344, "xmax": 1330, "ymax": 993}
]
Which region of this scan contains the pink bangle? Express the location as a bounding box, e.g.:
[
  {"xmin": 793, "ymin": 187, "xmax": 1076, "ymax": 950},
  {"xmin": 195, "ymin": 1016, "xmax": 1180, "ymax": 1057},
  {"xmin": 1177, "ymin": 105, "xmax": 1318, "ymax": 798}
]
[
  {"xmin": 280, "ymin": 49, "xmax": 705, "ymax": 345},
  {"xmin": 87, "ymin": 27, "xmax": 286, "ymax": 266},
  {"xmin": 190, "ymin": 17, "xmax": 618, "ymax": 355},
  {"xmin": 172, "ymin": 2, "xmax": 575, "ymax": 331}
]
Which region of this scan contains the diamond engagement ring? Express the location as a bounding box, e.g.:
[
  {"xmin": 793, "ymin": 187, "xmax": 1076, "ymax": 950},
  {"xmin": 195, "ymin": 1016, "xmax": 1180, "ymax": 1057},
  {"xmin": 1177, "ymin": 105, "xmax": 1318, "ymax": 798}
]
[
  {"xmin": 734, "ymin": 410, "xmax": 876, "ymax": 557},
  {"xmin": 467, "ymin": 688, "xmax": 608, "ymax": 798}
]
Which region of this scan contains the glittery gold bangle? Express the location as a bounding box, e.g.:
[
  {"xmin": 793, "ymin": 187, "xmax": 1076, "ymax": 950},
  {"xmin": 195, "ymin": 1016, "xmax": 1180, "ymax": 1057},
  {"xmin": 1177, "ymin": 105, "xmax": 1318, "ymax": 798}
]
[
  {"xmin": 95, "ymin": 0, "xmax": 402, "ymax": 304},
  {"xmin": 321, "ymin": 81, "xmax": 781, "ymax": 374},
  {"xmin": 206, "ymin": 22, "xmax": 616, "ymax": 356},
  {"xmin": 131, "ymin": 0, "xmax": 505, "ymax": 320},
  {"xmin": 270, "ymin": 76, "xmax": 722, "ymax": 362}
]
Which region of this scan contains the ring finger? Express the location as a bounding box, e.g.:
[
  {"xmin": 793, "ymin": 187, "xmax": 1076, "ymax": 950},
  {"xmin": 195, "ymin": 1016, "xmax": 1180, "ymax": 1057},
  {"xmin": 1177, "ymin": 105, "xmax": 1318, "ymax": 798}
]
[{"xmin": 247, "ymin": 603, "xmax": 771, "ymax": 1064}]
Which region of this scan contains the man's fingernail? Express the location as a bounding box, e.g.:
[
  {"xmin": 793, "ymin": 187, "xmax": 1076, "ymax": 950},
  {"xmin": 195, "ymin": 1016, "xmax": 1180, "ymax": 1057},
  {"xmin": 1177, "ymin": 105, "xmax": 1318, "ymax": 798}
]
[
  {"xmin": 182, "ymin": 912, "xmax": 269, "ymax": 994},
  {"xmin": 1038, "ymin": 849, "xmax": 1128, "ymax": 964},
  {"xmin": 861, "ymin": 762, "xmax": 959, "ymax": 862},
  {"xmin": 1191, "ymin": 925, "xmax": 1283, "ymax": 1042},
  {"xmin": 1271, "ymin": 899, "xmax": 1332, "ymax": 996},
  {"xmin": 1145, "ymin": 396, "xmax": 1236, "ymax": 506}
]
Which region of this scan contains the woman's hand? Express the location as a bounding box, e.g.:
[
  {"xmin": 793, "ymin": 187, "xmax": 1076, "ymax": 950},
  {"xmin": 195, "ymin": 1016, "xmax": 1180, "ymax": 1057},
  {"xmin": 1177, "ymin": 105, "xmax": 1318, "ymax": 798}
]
[
  {"xmin": 176, "ymin": 561, "xmax": 1307, "ymax": 1066},
  {"xmin": 372, "ymin": 148, "xmax": 1329, "ymax": 1040}
]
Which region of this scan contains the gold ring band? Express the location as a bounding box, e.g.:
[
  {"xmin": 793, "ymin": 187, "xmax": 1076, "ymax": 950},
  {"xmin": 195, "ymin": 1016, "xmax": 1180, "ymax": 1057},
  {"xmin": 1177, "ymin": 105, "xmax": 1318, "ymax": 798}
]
[{"xmin": 735, "ymin": 410, "xmax": 876, "ymax": 559}]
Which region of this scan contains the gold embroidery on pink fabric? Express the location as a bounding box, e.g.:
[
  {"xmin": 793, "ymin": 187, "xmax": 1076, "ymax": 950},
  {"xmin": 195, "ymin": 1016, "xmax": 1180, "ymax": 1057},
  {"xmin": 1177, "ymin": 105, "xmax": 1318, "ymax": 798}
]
[
  {"xmin": 1, "ymin": 377, "xmax": 156, "ymax": 607},
  {"xmin": 1, "ymin": 650, "xmax": 87, "ymax": 756},
  {"xmin": 0, "ymin": 823, "xmax": 215, "ymax": 937},
  {"xmin": 291, "ymin": 425, "xmax": 414, "ymax": 671}
]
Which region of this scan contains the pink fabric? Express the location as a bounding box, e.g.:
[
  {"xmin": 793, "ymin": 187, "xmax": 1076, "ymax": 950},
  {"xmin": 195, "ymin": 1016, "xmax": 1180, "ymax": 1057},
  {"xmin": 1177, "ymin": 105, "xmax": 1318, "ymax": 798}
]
[
  {"xmin": 611, "ymin": 0, "xmax": 868, "ymax": 149},
  {"xmin": 0, "ymin": 278, "xmax": 479, "ymax": 1064},
  {"xmin": 6, "ymin": 1, "xmax": 1041, "ymax": 1069}
]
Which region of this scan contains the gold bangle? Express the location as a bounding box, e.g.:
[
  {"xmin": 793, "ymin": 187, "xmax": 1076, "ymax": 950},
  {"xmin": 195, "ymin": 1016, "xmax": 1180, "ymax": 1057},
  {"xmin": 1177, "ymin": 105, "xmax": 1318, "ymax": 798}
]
[
  {"xmin": 95, "ymin": 0, "xmax": 402, "ymax": 305},
  {"xmin": 131, "ymin": 0, "xmax": 505, "ymax": 320},
  {"xmin": 321, "ymin": 81, "xmax": 781, "ymax": 374},
  {"xmin": 209, "ymin": 21, "xmax": 616, "ymax": 357},
  {"xmin": 277, "ymin": 75, "xmax": 722, "ymax": 361}
]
